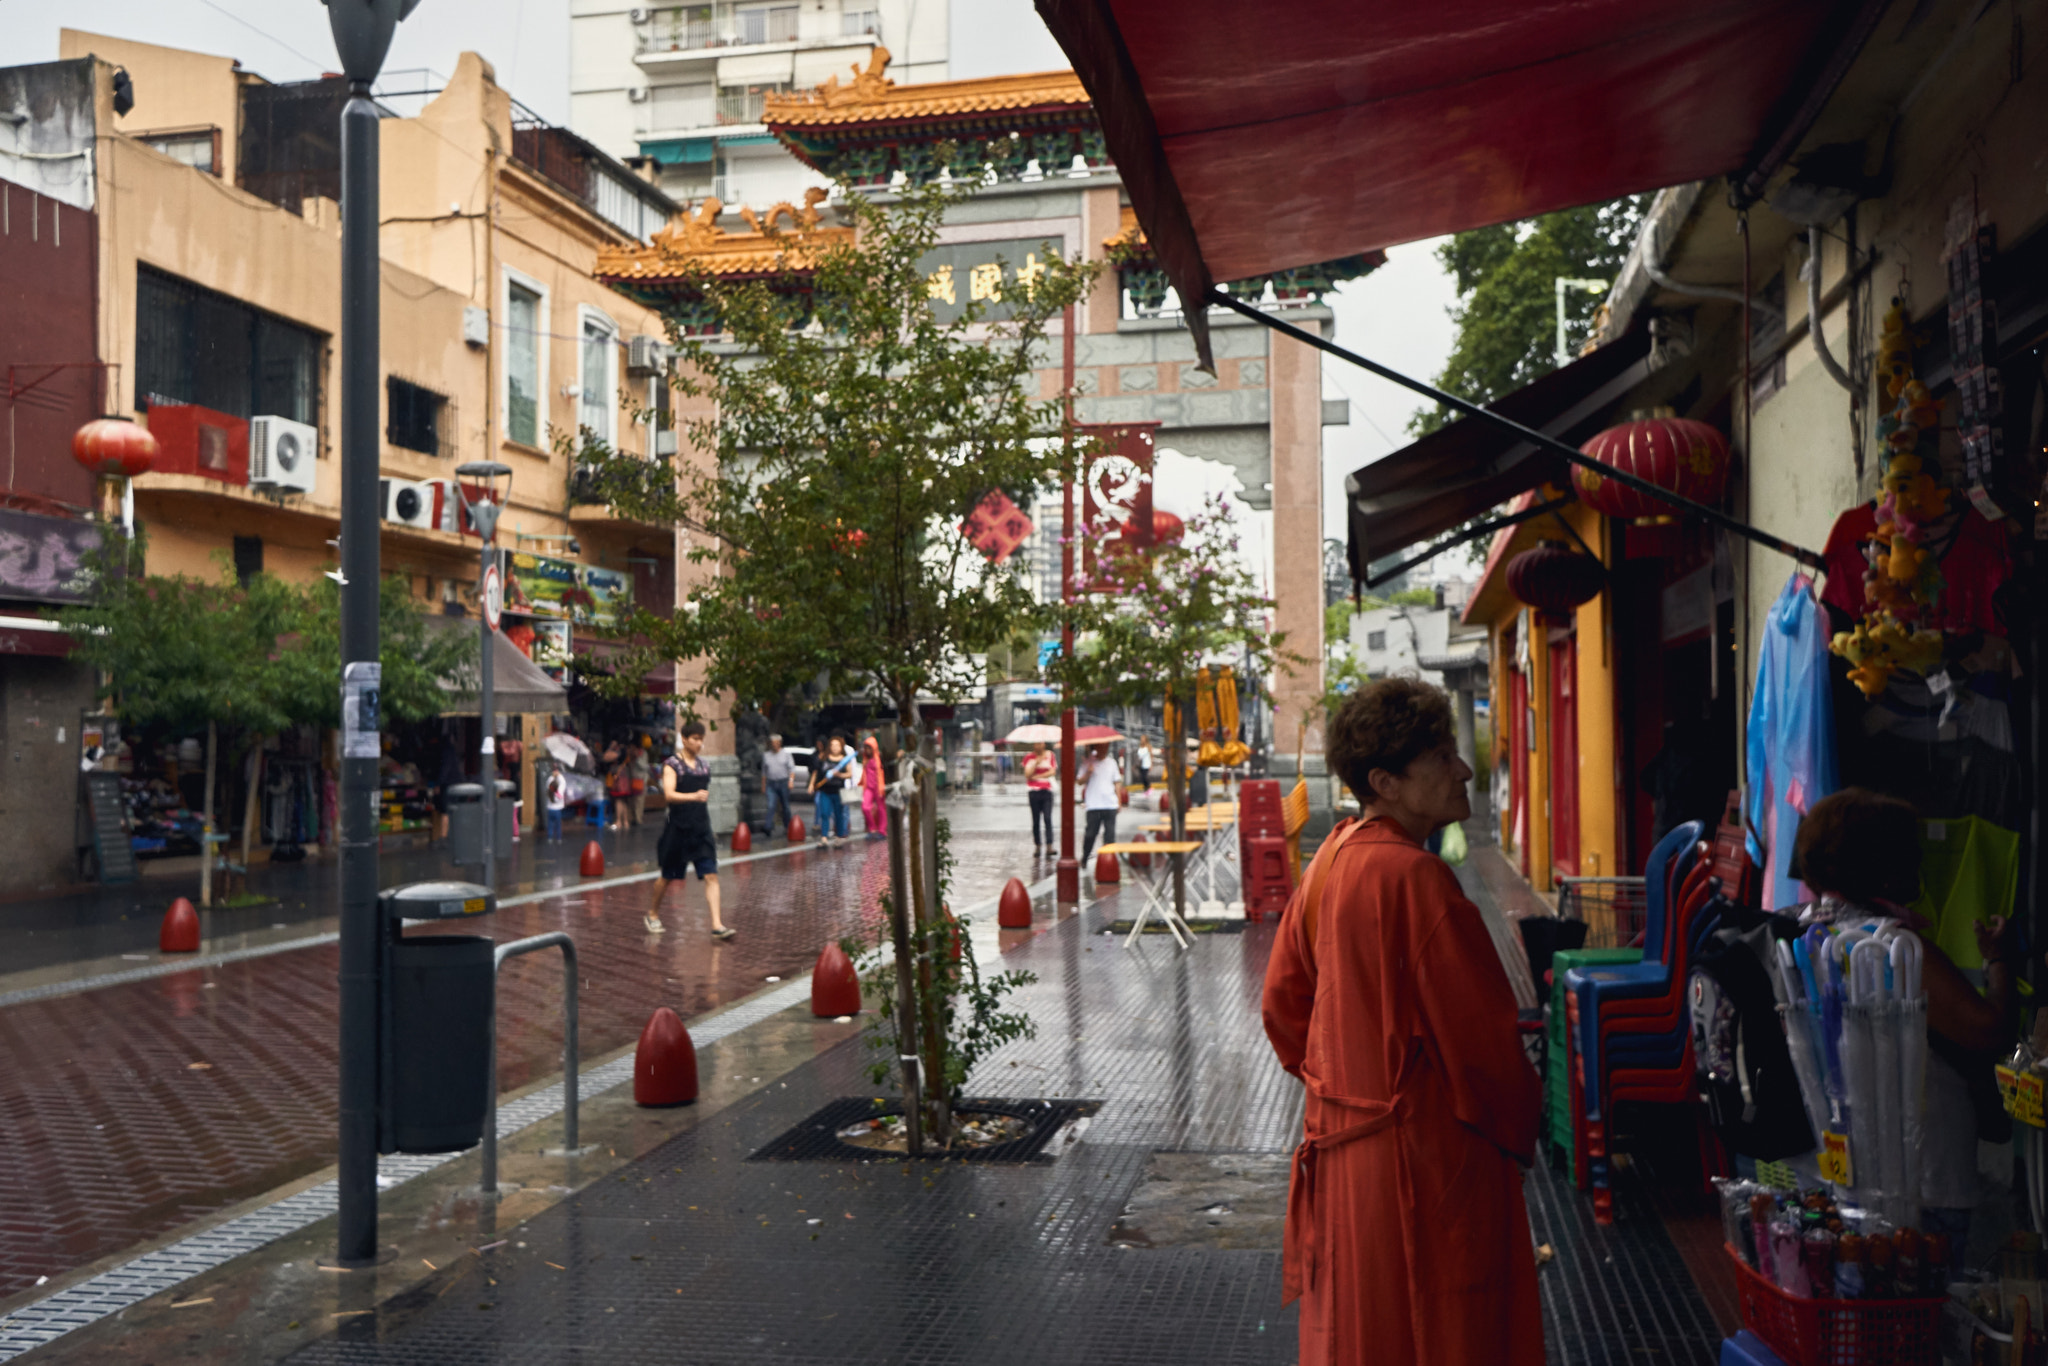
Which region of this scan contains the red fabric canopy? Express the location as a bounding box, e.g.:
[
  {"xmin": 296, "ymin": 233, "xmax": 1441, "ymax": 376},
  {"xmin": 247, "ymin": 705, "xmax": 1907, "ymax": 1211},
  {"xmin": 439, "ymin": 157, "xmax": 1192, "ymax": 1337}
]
[{"xmin": 1038, "ymin": 0, "xmax": 1875, "ymax": 357}]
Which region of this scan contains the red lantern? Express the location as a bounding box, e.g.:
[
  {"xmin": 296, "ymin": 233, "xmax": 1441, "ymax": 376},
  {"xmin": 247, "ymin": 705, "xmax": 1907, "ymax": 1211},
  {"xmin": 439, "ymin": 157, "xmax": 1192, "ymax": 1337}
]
[
  {"xmin": 1572, "ymin": 412, "xmax": 1728, "ymax": 521},
  {"xmin": 1505, "ymin": 540, "xmax": 1603, "ymax": 615},
  {"xmin": 72, "ymin": 418, "xmax": 160, "ymax": 479},
  {"xmin": 1119, "ymin": 508, "xmax": 1183, "ymax": 546}
]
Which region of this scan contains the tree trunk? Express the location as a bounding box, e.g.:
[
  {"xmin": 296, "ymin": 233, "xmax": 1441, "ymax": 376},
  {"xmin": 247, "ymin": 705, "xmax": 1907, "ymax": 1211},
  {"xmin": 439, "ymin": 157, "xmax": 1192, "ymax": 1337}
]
[
  {"xmin": 241, "ymin": 741, "xmax": 265, "ymax": 872},
  {"xmin": 1166, "ymin": 682, "xmax": 1187, "ymax": 921},
  {"xmin": 913, "ymin": 722, "xmax": 949, "ymax": 1144},
  {"xmin": 200, "ymin": 719, "xmax": 218, "ymax": 908},
  {"xmin": 882, "ymin": 764, "xmax": 924, "ymax": 1157}
]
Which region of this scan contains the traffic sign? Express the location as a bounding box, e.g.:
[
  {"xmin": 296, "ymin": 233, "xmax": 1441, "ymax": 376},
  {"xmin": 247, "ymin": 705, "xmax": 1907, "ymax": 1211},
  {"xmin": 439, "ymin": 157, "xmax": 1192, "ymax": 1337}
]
[{"xmin": 482, "ymin": 564, "xmax": 502, "ymax": 632}]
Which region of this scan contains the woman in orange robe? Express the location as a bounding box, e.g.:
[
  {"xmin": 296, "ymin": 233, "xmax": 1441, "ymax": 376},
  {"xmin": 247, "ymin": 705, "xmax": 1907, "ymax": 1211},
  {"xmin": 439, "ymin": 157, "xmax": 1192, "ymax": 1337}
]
[{"xmin": 1263, "ymin": 677, "xmax": 1542, "ymax": 1365}]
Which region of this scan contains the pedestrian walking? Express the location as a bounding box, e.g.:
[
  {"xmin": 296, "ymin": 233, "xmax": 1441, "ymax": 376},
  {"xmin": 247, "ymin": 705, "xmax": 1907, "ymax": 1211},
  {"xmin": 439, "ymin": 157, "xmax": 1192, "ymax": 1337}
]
[
  {"xmin": 1023, "ymin": 740, "xmax": 1055, "ymax": 856},
  {"xmin": 760, "ymin": 733, "xmax": 794, "ymax": 836},
  {"xmin": 1136, "ymin": 736, "xmax": 1153, "ymax": 793},
  {"xmin": 809, "ymin": 733, "xmax": 854, "ymax": 847},
  {"xmin": 646, "ymin": 721, "xmax": 734, "ymax": 939},
  {"xmin": 1079, "ymin": 741, "xmax": 1123, "ymax": 861},
  {"xmin": 860, "ymin": 734, "xmax": 886, "ymax": 839},
  {"xmin": 1262, "ymin": 678, "xmax": 1539, "ymax": 1366}
]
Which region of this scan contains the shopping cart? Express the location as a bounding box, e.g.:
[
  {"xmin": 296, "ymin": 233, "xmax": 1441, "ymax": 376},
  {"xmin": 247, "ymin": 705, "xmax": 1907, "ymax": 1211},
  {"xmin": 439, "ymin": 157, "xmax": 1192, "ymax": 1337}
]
[{"xmin": 1556, "ymin": 876, "xmax": 1649, "ymax": 949}]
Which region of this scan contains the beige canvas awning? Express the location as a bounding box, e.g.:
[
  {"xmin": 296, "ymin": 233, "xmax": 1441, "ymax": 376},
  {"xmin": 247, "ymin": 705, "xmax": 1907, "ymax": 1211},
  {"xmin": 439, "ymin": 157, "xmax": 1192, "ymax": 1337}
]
[{"xmin": 430, "ymin": 616, "xmax": 568, "ymax": 716}]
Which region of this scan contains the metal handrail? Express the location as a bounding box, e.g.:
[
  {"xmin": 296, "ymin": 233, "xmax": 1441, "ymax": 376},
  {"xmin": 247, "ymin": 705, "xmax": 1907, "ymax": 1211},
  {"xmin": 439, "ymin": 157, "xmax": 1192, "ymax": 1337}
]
[{"xmin": 480, "ymin": 932, "xmax": 579, "ymax": 1194}]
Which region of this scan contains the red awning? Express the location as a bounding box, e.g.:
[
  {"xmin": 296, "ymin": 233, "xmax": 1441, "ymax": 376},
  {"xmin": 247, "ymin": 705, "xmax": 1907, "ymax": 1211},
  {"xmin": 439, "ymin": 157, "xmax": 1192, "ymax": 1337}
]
[{"xmin": 1038, "ymin": 0, "xmax": 1880, "ymax": 361}]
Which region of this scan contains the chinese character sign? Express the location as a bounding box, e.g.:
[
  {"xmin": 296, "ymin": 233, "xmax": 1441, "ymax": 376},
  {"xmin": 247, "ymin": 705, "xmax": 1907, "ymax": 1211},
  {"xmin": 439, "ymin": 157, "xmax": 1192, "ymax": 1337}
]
[
  {"xmin": 915, "ymin": 237, "xmax": 1066, "ymax": 325},
  {"xmin": 960, "ymin": 489, "xmax": 1034, "ymax": 563}
]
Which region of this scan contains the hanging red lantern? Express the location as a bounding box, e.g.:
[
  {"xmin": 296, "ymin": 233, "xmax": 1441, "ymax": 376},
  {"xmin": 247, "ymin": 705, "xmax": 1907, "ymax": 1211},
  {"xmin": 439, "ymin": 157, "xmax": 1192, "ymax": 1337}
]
[
  {"xmin": 1571, "ymin": 410, "xmax": 1729, "ymax": 522},
  {"xmin": 1505, "ymin": 540, "xmax": 1604, "ymax": 615},
  {"xmin": 72, "ymin": 417, "xmax": 160, "ymax": 479},
  {"xmin": 1120, "ymin": 508, "xmax": 1183, "ymax": 546}
]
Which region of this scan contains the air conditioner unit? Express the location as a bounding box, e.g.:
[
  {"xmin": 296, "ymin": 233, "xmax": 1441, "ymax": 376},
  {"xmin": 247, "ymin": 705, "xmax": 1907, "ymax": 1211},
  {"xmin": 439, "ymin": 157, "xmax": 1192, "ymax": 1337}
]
[
  {"xmin": 381, "ymin": 477, "xmax": 437, "ymax": 529},
  {"xmin": 627, "ymin": 86, "xmax": 650, "ymax": 104},
  {"xmin": 462, "ymin": 305, "xmax": 490, "ymax": 348},
  {"xmin": 630, "ymin": 7, "xmax": 650, "ymax": 22},
  {"xmin": 627, "ymin": 335, "xmax": 668, "ymax": 375},
  {"xmin": 249, "ymin": 415, "xmax": 318, "ymax": 494}
]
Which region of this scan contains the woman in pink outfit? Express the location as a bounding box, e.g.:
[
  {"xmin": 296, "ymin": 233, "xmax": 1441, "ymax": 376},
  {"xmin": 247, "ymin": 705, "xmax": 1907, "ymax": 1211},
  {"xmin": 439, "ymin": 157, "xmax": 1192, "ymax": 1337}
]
[{"xmin": 860, "ymin": 735, "xmax": 886, "ymax": 839}]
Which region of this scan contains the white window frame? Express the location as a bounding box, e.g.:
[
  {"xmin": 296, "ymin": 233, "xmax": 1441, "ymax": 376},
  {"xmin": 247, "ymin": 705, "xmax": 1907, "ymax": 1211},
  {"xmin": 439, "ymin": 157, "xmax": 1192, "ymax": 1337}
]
[
  {"xmin": 576, "ymin": 303, "xmax": 620, "ymax": 448},
  {"xmin": 500, "ymin": 266, "xmax": 551, "ymax": 451}
]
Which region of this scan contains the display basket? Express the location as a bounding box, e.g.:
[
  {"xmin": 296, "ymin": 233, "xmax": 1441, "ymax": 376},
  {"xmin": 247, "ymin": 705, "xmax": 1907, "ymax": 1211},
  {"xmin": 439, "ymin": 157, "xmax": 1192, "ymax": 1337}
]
[
  {"xmin": 1556, "ymin": 876, "xmax": 1649, "ymax": 949},
  {"xmin": 1726, "ymin": 1244, "xmax": 1945, "ymax": 1366}
]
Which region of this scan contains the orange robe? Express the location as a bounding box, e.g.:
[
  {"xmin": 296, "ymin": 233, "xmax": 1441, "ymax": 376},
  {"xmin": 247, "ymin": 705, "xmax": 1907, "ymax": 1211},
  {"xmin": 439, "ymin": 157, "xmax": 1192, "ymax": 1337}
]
[{"xmin": 1262, "ymin": 816, "xmax": 1543, "ymax": 1366}]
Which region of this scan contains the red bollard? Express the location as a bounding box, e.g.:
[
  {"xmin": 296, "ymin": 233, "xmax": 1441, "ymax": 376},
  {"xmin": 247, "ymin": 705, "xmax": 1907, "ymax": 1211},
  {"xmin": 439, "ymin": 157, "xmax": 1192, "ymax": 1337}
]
[
  {"xmin": 810, "ymin": 943, "xmax": 862, "ymax": 1017},
  {"xmin": 634, "ymin": 1007, "xmax": 698, "ymax": 1106},
  {"xmin": 732, "ymin": 823, "xmax": 753, "ymax": 854},
  {"xmin": 579, "ymin": 840, "xmax": 606, "ymax": 877},
  {"xmin": 998, "ymin": 877, "xmax": 1032, "ymax": 929},
  {"xmin": 160, "ymin": 896, "xmax": 200, "ymax": 953},
  {"xmin": 788, "ymin": 814, "xmax": 807, "ymax": 844},
  {"xmin": 943, "ymin": 904, "xmax": 962, "ymax": 963},
  {"xmin": 1093, "ymin": 849, "xmax": 1120, "ymax": 884},
  {"xmin": 1129, "ymin": 833, "xmax": 1152, "ymax": 870}
]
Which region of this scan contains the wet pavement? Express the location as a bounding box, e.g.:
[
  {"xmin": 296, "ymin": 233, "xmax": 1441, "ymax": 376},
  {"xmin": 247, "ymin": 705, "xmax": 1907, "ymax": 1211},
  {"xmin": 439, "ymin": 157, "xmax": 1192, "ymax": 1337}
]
[
  {"xmin": 1, "ymin": 812, "xmax": 1731, "ymax": 1364},
  {"xmin": 0, "ymin": 816, "xmax": 1038, "ymax": 1305}
]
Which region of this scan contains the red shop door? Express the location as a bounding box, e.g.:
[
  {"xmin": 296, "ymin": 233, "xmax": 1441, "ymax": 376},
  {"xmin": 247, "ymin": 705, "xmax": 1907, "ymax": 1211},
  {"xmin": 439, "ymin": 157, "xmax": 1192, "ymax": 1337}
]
[
  {"xmin": 1508, "ymin": 650, "xmax": 1530, "ymax": 877},
  {"xmin": 1549, "ymin": 633, "xmax": 1580, "ymax": 881}
]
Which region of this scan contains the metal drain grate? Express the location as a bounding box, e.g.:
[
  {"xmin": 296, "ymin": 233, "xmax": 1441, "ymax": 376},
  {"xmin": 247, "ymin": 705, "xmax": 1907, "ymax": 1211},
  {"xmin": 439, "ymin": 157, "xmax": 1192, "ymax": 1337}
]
[{"xmin": 748, "ymin": 1097, "xmax": 1099, "ymax": 1164}]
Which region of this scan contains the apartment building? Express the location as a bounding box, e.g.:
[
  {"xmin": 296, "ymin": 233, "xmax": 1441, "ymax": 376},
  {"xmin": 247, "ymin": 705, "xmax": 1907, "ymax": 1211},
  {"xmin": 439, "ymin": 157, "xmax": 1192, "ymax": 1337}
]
[{"xmin": 568, "ymin": 0, "xmax": 946, "ymax": 212}]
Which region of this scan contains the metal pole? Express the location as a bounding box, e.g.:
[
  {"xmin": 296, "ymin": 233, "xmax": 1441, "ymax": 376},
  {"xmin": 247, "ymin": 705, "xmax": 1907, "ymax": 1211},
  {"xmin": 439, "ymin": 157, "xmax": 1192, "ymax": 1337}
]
[
  {"xmin": 335, "ymin": 79, "xmax": 384, "ymax": 1267},
  {"xmin": 479, "ymin": 534, "xmax": 495, "ymax": 892},
  {"xmin": 1056, "ymin": 302, "xmax": 1079, "ymax": 907},
  {"xmin": 884, "ymin": 783, "xmax": 923, "ymax": 1156},
  {"xmin": 481, "ymin": 932, "xmax": 579, "ymax": 1194}
]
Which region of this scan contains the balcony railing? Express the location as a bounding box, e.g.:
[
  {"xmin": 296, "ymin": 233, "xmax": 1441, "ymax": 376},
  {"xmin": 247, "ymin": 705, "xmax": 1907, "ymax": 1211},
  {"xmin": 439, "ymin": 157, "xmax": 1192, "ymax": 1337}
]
[
  {"xmin": 637, "ymin": 6, "xmax": 800, "ymax": 54},
  {"xmin": 715, "ymin": 89, "xmax": 771, "ymax": 125}
]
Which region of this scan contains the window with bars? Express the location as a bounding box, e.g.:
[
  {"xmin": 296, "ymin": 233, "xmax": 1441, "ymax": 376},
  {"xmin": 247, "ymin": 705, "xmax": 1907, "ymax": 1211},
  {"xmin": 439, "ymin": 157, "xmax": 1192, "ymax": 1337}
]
[
  {"xmin": 386, "ymin": 377, "xmax": 453, "ymax": 457},
  {"xmin": 135, "ymin": 265, "xmax": 322, "ymax": 426}
]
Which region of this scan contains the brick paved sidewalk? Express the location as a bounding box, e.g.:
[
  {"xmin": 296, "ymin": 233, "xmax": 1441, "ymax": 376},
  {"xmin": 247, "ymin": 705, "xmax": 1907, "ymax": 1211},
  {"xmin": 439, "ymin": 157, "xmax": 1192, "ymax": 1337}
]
[{"xmin": 0, "ymin": 831, "xmax": 1036, "ymax": 1303}]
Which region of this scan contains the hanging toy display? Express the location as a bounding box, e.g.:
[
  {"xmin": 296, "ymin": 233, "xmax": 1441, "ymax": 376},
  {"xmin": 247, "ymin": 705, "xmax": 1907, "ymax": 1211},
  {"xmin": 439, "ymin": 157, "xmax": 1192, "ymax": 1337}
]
[{"xmin": 1827, "ymin": 302, "xmax": 1947, "ymax": 697}]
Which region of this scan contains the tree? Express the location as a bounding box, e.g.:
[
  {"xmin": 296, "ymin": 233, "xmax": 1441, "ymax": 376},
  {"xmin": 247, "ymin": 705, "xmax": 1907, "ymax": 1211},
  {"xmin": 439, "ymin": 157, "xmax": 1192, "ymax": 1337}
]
[
  {"xmin": 59, "ymin": 540, "xmax": 472, "ymax": 890},
  {"xmin": 573, "ymin": 182, "xmax": 1099, "ymax": 1150},
  {"xmin": 1410, "ymin": 197, "xmax": 1649, "ymax": 437},
  {"xmin": 1047, "ymin": 495, "xmax": 1302, "ymax": 916}
]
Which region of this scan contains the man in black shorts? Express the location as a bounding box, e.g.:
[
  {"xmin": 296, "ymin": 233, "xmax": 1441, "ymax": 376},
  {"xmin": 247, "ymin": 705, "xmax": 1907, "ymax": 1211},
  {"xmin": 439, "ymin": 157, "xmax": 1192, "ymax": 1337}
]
[{"xmin": 647, "ymin": 721, "xmax": 735, "ymax": 939}]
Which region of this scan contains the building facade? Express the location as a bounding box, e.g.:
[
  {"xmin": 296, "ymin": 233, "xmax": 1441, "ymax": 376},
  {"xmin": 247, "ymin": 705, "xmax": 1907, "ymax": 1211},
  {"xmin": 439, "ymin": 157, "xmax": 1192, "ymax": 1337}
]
[{"xmin": 568, "ymin": 0, "xmax": 946, "ymax": 212}]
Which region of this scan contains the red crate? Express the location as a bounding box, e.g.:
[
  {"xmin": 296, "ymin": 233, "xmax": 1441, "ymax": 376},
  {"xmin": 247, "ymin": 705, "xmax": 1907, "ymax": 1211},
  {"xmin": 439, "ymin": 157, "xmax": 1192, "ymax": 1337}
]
[{"xmin": 1726, "ymin": 1244, "xmax": 1944, "ymax": 1366}]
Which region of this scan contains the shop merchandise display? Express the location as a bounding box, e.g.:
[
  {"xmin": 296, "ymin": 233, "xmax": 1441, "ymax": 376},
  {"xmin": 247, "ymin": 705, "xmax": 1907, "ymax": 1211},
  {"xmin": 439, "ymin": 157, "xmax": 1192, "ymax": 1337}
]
[{"xmin": 1746, "ymin": 575, "xmax": 1838, "ymax": 908}]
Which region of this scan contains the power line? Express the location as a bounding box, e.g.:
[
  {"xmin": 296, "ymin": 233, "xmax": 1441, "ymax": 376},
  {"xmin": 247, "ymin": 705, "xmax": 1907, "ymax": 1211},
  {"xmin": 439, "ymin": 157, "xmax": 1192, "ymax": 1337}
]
[{"xmin": 192, "ymin": 0, "xmax": 328, "ymax": 73}]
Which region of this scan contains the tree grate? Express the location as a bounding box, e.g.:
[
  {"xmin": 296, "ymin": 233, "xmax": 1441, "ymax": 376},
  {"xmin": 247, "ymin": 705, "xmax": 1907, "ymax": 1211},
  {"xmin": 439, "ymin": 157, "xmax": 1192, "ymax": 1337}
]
[{"xmin": 747, "ymin": 1097, "xmax": 1100, "ymax": 1164}]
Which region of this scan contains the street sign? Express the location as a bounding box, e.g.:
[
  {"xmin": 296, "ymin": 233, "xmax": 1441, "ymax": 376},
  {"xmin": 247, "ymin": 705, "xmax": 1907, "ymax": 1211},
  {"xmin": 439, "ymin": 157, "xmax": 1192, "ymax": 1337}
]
[{"xmin": 481, "ymin": 564, "xmax": 502, "ymax": 632}]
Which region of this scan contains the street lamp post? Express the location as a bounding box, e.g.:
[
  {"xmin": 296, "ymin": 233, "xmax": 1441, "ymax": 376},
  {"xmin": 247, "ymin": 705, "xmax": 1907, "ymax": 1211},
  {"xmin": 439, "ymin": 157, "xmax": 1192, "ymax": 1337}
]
[
  {"xmin": 454, "ymin": 462, "xmax": 514, "ymax": 892},
  {"xmin": 324, "ymin": 0, "xmax": 420, "ymax": 1270}
]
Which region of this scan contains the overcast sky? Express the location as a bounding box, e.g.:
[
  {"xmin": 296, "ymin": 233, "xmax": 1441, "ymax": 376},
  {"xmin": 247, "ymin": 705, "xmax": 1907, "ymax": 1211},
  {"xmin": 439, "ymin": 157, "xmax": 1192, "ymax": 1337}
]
[{"xmin": 4, "ymin": 0, "xmax": 1456, "ymax": 545}]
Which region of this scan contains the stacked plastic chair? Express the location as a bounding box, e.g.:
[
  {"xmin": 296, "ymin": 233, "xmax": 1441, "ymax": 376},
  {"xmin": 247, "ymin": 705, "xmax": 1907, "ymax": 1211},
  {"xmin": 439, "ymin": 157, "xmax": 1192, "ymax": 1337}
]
[{"xmin": 1562, "ymin": 821, "xmax": 1723, "ymax": 1222}]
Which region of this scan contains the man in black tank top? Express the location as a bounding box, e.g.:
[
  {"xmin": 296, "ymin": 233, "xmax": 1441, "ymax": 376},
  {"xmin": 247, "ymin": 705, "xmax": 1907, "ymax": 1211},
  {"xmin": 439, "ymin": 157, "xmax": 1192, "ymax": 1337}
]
[{"xmin": 646, "ymin": 721, "xmax": 735, "ymax": 939}]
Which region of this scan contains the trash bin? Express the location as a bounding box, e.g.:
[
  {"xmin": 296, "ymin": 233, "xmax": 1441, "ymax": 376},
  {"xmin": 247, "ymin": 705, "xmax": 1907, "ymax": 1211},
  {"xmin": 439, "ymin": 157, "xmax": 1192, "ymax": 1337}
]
[
  {"xmin": 446, "ymin": 782, "xmax": 484, "ymax": 866},
  {"xmin": 386, "ymin": 933, "xmax": 495, "ymax": 1153}
]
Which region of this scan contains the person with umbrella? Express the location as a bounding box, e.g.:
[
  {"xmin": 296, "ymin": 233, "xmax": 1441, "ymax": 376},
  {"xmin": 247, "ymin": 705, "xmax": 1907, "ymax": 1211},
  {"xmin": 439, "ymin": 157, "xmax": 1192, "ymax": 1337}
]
[
  {"xmin": 1080, "ymin": 741, "xmax": 1124, "ymax": 862},
  {"xmin": 1023, "ymin": 740, "xmax": 1056, "ymax": 856}
]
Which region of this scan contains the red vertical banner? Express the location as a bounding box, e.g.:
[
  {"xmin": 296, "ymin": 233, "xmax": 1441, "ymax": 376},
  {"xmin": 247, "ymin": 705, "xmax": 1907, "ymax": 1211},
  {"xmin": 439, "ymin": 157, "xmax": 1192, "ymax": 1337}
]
[{"xmin": 1075, "ymin": 421, "xmax": 1160, "ymax": 590}]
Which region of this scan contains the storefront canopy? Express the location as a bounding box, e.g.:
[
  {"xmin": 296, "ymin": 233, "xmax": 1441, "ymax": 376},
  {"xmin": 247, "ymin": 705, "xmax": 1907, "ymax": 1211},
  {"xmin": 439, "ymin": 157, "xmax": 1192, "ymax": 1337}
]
[
  {"xmin": 431, "ymin": 618, "xmax": 568, "ymax": 717},
  {"xmin": 1347, "ymin": 330, "xmax": 1653, "ymax": 583},
  {"xmin": 1036, "ymin": 0, "xmax": 1883, "ymax": 365}
]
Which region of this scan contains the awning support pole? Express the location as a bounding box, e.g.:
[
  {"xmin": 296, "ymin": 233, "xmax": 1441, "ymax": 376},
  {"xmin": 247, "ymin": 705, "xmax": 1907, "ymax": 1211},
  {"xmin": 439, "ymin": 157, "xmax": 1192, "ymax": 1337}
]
[
  {"xmin": 1365, "ymin": 496, "xmax": 1574, "ymax": 589},
  {"xmin": 1206, "ymin": 289, "xmax": 1824, "ymax": 571}
]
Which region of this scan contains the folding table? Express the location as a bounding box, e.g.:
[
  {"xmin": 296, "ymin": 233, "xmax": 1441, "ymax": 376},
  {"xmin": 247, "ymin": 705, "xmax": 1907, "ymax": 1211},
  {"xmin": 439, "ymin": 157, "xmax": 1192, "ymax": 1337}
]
[{"xmin": 1097, "ymin": 840, "xmax": 1203, "ymax": 948}]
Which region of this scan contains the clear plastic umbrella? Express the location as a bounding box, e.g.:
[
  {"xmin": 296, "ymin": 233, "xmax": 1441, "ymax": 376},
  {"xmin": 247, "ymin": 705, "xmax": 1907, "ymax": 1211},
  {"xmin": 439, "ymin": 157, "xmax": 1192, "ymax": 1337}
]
[
  {"xmin": 1841, "ymin": 935, "xmax": 1881, "ymax": 1206},
  {"xmin": 1890, "ymin": 931, "xmax": 1926, "ymax": 1226},
  {"xmin": 1851, "ymin": 936, "xmax": 1903, "ymax": 1222},
  {"xmin": 1776, "ymin": 941, "xmax": 1835, "ymax": 1155}
]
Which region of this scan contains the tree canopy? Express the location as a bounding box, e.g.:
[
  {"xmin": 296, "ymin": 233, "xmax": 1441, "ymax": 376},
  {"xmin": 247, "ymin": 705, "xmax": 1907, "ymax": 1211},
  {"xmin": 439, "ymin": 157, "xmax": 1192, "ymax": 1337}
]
[
  {"xmin": 574, "ymin": 182, "xmax": 1097, "ymax": 726},
  {"xmin": 1411, "ymin": 197, "xmax": 1649, "ymax": 436}
]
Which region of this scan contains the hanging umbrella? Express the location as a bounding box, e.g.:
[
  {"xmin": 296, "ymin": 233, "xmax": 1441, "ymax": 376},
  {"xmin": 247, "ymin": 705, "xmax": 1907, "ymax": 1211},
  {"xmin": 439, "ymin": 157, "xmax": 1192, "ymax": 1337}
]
[
  {"xmin": 1195, "ymin": 667, "xmax": 1222, "ymax": 765},
  {"xmin": 1776, "ymin": 941, "xmax": 1834, "ymax": 1158},
  {"xmin": 1002, "ymin": 724, "xmax": 1065, "ymax": 745},
  {"xmin": 1217, "ymin": 666, "xmax": 1249, "ymax": 766},
  {"xmin": 1849, "ymin": 935, "xmax": 1900, "ymax": 1217},
  {"xmin": 1840, "ymin": 933, "xmax": 1881, "ymax": 1203},
  {"xmin": 1890, "ymin": 930, "xmax": 1926, "ymax": 1225}
]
